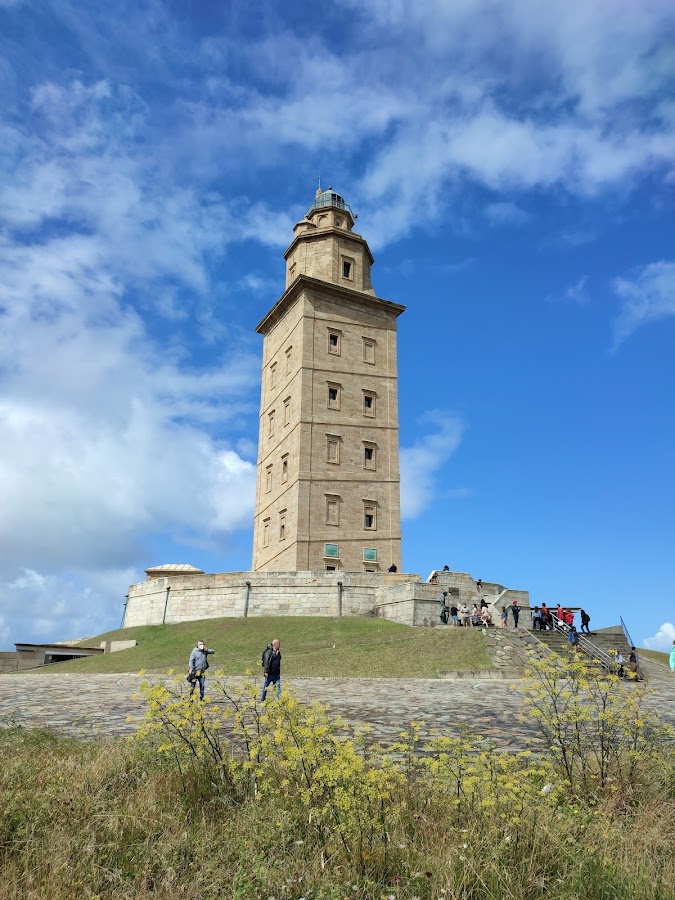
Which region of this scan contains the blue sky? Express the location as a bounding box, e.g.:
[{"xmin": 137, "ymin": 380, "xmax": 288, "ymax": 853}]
[{"xmin": 1, "ymin": 0, "xmax": 674, "ymax": 652}]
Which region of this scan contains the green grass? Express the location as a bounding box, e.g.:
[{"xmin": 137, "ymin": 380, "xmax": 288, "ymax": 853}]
[
  {"xmin": 30, "ymin": 616, "xmax": 493, "ymax": 677},
  {"xmin": 638, "ymin": 648, "xmax": 670, "ymax": 666}
]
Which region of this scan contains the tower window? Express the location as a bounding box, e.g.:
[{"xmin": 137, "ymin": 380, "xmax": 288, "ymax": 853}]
[
  {"xmin": 265, "ymin": 465, "xmax": 272, "ymax": 493},
  {"xmin": 363, "ymin": 392, "xmax": 376, "ymax": 417},
  {"xmin": 284, "ymin": 397, "xmax": 291, "ymax": 425},
  {"xmin": 263, "ymin": 518, "xmax": 270, "ymax": 548},
  {"xmin": 285, "ymin": 346, "xmax": 292, "ymax": 374},
  {"xmin": 327, "ymin": 383, "xmax": 341, "ymax": 410},
  {"xmin": 364, "ymin": 503, "xmax": 377, "ymax": 530},
  {"xmin": 281, "ymin": 454, "xmax": 289, "ymax": 483},
  {"xmin": 325, "ymin": 494, "xmax": 340, "ymax": 526},
  {"xmin": 268, "ymin": 410, "xmax": 275, "ymax": 436},
  {"xmin": 326, "ymin": 434, "xmax": 340, "ymax": 464},
  {"xmin": 363, "ymin": 338, "xmax": 375, "ymax": 364},
  {"xmin": 328, "ymin": 331, "xmax": 341, "ymax": 355},
  {"xmin": 335, "ymin": 217, "xmax": 343, "ymax": 228},
  {"xmin": 279, "ymin": 510, "xmax": 287, "ymax": 540},
  {"xmin": 364, "ymin": 444, "xmax": 376, "ymax": 470},
  {"xmin": 342, "ymin": 259, "xmax": 353, "ymax": 280},
  {"xmin": 270, "ymin": 363, "xmax": 277, "ymax": 389}
]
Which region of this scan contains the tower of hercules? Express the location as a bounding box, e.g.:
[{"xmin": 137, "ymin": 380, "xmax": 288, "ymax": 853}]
[{"xmin": 252, "ymin": 188, "xmax": 405, "ymax": 573}]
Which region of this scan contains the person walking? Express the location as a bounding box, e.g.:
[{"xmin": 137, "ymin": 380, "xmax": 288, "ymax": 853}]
[
  {"xmin": 260, "ymin": 638, "xmax": 282, "ymax": 701},
  {"xmin": 450, "ymin": 603, "xmax": 460, "ymax": 626},
  {"xmin": 580, "ymin": 609, "xmax": 591, "ymax": 634},
  {"xmin": 188, "ymin": 638, "xmax": 215, "ymax": 701},
  {"xmin": 531, "ymin": 606, "xmax": 542, "ymax": 630},
  {"xmin": 669, "ymin": 640, "xmax": 675, "ymax": 673},
  {"xmin": 511, "ymin": 600, "xmax": 520, "ymax": 628},
  {"xmin": 541, "ymin": 603, "xmax": 551, "ymax": 630},
  {"xmin": 501, "ymin": 607, "xmax": 509, "ymax": 628},
  {"xmin": 568, "ymin": 626, "xmax": 580, "ymax": 653},
  {"xmin": 556, "ymin": 604, "xmax": 564, "ymax": 627},
  {"xmin": 628, "ymin": 647, "xmax": 639, "ymax": 679}
]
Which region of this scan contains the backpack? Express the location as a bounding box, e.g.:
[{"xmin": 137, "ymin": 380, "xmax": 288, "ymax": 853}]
[{"xmin": 262, "ymin": 644, "xmax": 273, "ymax": 670}]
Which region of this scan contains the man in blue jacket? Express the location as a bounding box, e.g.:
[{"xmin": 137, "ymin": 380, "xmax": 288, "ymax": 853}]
[{"xmin": 188, "ymin": 639, "xmax": 215, "ymax": 700}]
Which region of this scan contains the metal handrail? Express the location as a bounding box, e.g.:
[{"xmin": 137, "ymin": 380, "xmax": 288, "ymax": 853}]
[
  {"xmin": 549, "ymin": 615, "xmax": 616, "ymax": 671},
  {"xmin": 620, "ymin": 616, "xmax": 642, "ymax": 677}
]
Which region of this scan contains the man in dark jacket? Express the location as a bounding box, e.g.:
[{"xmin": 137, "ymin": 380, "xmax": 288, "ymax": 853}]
[
  {"xmin": 188, "ymin": 639, "xmax": 215, "ymax": 700},
  {"xmin": 260, "ymin": 639, "xmax": 282, "ymax": 701}
]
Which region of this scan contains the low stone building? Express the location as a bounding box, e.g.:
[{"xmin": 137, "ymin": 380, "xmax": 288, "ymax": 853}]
[{"xmin": 123, "ymin": 565, "xmax": 529, "ymax": 628}]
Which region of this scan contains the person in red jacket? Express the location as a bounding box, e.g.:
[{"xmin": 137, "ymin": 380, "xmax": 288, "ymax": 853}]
[
  {"xmin": 565, "ymin": 609, "xmax": 574, "ymax": 628},
  {"xmin": 556, "ymin": 604, "xmax": 564, "ymax": 627}
]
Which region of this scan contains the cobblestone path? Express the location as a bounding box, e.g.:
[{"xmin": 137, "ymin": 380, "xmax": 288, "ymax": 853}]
[{"xmin": 1, "ymin": 670, "xmax": 673, "ymax": 750}]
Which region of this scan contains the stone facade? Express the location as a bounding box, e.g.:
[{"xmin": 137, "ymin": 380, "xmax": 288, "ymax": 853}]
[
  {"xmin": 123, "ymin": 568, "xmax": 529, "ymax": 629},
  {"xmin": 252, "ymin": 189, "xmax": 404, "ymax": 573}
]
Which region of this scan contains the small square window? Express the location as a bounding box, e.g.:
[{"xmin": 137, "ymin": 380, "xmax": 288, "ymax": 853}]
[
  {"xmin": 263, "ymin": 519, "xmax": 270, "ymax": 548},
  {"xmin": 325, "ymin": 543, "xmax": 339, "ymax": 558},
  {"xmin": 363, "ymin": 393, "xmax": 375, "ymax": 417},
  {"xmin": 342, "ymin": 260, "xmax": 352, "ymax": 279},
  {"xmin": 281, "ymin": 456, "xmax": 288, "ymax": 483},
  {"xmin": 335, "ymin": 217, "xmax": 343, "ymax": 228},
  {"xmin": 325, "ymin": 565, "xmax": 337, "ymax": 571},
  {"xmin": 328, "ymin": 331, "xmax": 341, "ymax": 355},
  {"xmin": 363, "ymin": 339, "xmax": 375, "ymax": 364},
  {"xmin": 265, "ymin": 466, "xmax": 272, "ymax": 493},
  {"xmin": 284, "ymin": 397, "xmax": 291, "ymax": 425}
]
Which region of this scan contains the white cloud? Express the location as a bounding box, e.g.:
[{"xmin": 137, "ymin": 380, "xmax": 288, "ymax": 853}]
[
  {"xmin": 400, "ymin": 415, "xmax": 466, "ymax": 519},
  {"xmin": 0, "ymin": 568, "xmax": 136, "ymax": 646},
  {"xmin": 611, "ymin": 260, "xmax": 675, "ymax": 348},
  {"xmin": 643, "ymin": 622, "xmax": 675, "ymax": 652},
  {"xmin": 564, "ymin": 276, "xmax": 589, "ymax": 306},
  {"xmin": 485, "ymin": 202, "xmax": 530, "ymax": 227},
  {"xmin": 0, "ymin": 78, "xmax": 263, "ymax": 647}
]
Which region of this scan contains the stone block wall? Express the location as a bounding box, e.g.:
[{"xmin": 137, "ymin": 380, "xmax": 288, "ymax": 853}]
[{"xmin": 123, "ymin": 571, "xmax": 418, "ymax": 628}]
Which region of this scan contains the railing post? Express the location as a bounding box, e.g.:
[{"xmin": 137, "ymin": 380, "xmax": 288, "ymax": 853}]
[
  {"xmin": 244, "ymin": 581, "xmax": 251, "ymax": 617},
  {"xmin": 162, "ymin": 585, "xmax": 171, "ymax": 625},
  {"xmin": 337, "ymin": 580, "xmax": 343, "ymax": 617}
]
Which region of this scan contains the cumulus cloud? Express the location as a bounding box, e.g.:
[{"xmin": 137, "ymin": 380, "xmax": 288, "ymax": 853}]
[
  {"xmin": 643, "ymin": 622, "xmax": 675, "ymax": 652},
  {"xmin": 0, "ymin": 568, "xmax": 137, "ymax": 646},
  {"xmin": 611, "ymin": 260, "xmax": 675, "ymax": 348},
  {"xmin": 0, "ymin": 77, "xmax": 264, "ymax": 647},
  {"xmin": 400, "ymin": 415, "xmax": 466, "ymax": 519}
]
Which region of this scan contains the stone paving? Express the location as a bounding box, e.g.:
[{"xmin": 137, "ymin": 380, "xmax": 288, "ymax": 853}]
[{"xmin": 1, "ymin": 666, "xmax": 673, "ymax": 751}]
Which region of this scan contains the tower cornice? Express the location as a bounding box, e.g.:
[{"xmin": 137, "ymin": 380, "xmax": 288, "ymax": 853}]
[
  {"xmin": 255, "ymin": 274, "xmax": 406, "ymax": 336},
  {"xmin": 283, "ymin": 227, "xmax": 375, "ymax": 266}
]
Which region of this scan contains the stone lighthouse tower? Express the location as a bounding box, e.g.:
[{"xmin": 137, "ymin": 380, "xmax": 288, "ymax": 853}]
[{"xmin": 252, "ymin": 188, "xmax": 405, "ymax": 572}]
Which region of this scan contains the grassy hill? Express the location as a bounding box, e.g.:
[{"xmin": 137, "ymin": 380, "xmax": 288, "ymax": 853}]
[
  {"xmin": 31, "ymin": 617, "xmax": 493, "ymax": 678},
  {"xmin": 638, "ymin": 648, "xmax": 670, "ymax": 666}
]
